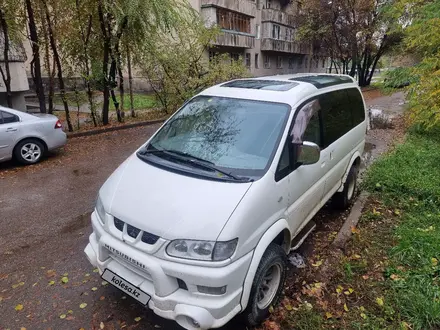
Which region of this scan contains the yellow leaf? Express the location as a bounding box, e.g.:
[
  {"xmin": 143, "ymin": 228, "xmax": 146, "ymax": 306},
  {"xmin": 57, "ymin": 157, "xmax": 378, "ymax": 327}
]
[
  {"xmin": 359, "ymin": 306, "xmax": 365, "ymax": 312},
  {"xmin": 432, "ymin": 258, "xmax": 438, "ymax": 266},
  {"xmin": 312, "ymin": 260, "xmax": 323, "ymax": 267},
  {"xmin": 361, "ymin": 312, "xmax": 367, "ymax": 319},
  {"xmin": 67, "ymin": 310, "xmax": 73, "ymax": 314},
  {"xmin": 353, "ymin": 254, "xmax": 362, "ymax": 259},
  {"xmin": 61, "ymin": 277, "xmax": 69, "ymax": 284},
  {"xmin": 79, "ymin": 303, "xmax": 87, "ymax": 309},
  {"xmin": 85, "ymin": 273, "xmax": 90, "ymax": 277},
  {"xmin": 394, "ymin": 209, "xmax": 401, "ymax": 215},
  {"xmin": 376, "ymin": 297, "xmax": 384, "ymax": 306},
  {"xmin": 344, "ymin": 291, "xmax": 351, "ymax": 295},
  {"xmin": 285, "ymin": 304, "xmax": 293, "ymax": 311},
  {"xmin": 48, "ymin": 280, "xmax": 55, "ymax": 286},
  {"xmin": 100, "ymin": 322, "xmax": 105, "ymax": 329},
  {"xmin": 336, "ymin": 285, "xmax": 343, "ymax": 294},
  {"xmin": 60, "ymin": 314, "xmax": 66, "ymax": 319},
  {"xmin": 269, "ymin": 305, "xmax": 274, "ymax": 313},
  {"xmin": 21, "ymin": 328, "xmax": 26, "ymax": 330},
  {"xmin": 101, "ymin": 281, "xmax": 108, "ymax": 286},
  {"xmin": 91, "ymin": 287, "xmax": 98, "ymax": 291},
  {"xmin": 15, "ymin": 304, "xmax": 24, "ymax": 311},
  {"xmin": 344, "ymin": 303, "xmax": 349, "ymax": 312},
  {"xmin": 325, "ymin": 312, "xmax": 333, "ymax": 319},
  {"xmin": 134, "ymin": 317, "xmax": 142, "ymax": 322},
  {"xmin": 93, "ymin": 268, "xmax": 99, "ymax": 273},
  {"xmin": 348, "ymin": 288, "xmax": 354, "ymax": 293}
]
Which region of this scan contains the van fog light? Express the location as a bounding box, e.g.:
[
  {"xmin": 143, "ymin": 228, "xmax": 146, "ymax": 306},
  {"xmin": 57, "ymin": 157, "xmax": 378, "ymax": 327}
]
[{"xmin": 197, "ymin": 285, "xmax": 227, "ymax": 295}]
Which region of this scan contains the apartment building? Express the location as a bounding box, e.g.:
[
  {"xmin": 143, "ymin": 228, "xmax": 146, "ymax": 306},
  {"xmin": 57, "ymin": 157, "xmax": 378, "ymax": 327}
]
[{"xmin": 189, "ymin": 0, "xmax": 328, "ymax": 76}]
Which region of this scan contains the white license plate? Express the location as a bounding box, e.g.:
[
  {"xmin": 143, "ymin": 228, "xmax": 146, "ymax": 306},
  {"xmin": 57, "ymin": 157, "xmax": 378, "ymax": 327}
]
[{"xmin": 102, "ymin": 269, "xmax": 150, "ymax": 305}]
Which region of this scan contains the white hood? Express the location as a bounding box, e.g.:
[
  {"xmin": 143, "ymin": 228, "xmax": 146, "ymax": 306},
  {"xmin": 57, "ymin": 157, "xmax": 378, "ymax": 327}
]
[{"xmin": 100, "ymin": 154, "xmax": 252, "ymax": 241}]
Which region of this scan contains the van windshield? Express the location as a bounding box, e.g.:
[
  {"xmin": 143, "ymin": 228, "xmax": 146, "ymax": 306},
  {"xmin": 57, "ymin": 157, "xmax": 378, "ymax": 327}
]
[{"xmin": 142, "ymin": 96, "xmax": 290, "ymax": 179}]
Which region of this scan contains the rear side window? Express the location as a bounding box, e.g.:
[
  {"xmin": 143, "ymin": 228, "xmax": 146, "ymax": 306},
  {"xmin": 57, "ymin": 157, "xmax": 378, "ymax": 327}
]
[
  {"xmin": 0, "ymin": 111, "xmax": 19, "ymax": 124},
  {"xmin": 320, "ymin": 91, "xmax": 352, "ymax": 148},
  {"xmin": 347, "ymin": 88, "xmax": 365, "ymax": 126}
]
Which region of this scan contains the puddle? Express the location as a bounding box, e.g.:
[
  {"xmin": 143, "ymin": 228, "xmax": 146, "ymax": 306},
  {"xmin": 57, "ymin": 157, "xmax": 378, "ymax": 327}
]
[
  {"xmin": 60, "ymin": 212, "xmax": 91, "ymax": 234},
  {"xmin": 368, "ymin": 108, "xmax": 394, "ymax": 129}
]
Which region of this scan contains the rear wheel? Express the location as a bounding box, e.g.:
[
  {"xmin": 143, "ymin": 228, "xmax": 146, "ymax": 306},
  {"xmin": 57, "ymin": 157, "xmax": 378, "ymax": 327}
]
[
  {"xmin": 14, "ymin": 139, "xmax": 45, "ymax": 165},
  {"xmin": 332, "ymin": 165, "xmax": 358, "ymax": 209},
  {"xmin": 242, "ymin": 243, "xmax": 287, "ymax": 327}
]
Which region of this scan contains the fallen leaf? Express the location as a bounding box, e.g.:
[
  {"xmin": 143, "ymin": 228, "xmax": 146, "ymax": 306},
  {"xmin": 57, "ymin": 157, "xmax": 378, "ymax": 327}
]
[
  {"xmin": 101, "ymin": 281, "xmax": 108, "ymax": 286},
  {"xmin": 67, "ymin": 310, "xmax": 73, "ymax": 314},
  {"xmin": 336, "ymin": 285, "xmax": 343, "ymax": 294},
  {"xmin": 394, "ymin": 209, "xmax": 400, "ymax": 215},
  {"xmin": 79, "ymin": 303, "xmax": 87, "ymax": 309},
  {"xmin": 60, "ymin": 314, "xmax": 66, "ymax": 319},
  {"xmin": 362, "ymin": 275, "xmax": 369, "ymax": 280},
  {"xmin": 99, "ymin": 296, "xmax": 105, "ymax": 301},
  {"xmin": 390, "ymin": 274, "xmax": 401, "ymax": 281},
  {"xmin": 100, "ymin": 322, "xmax": 105, "ymax": 329},
  {"xmin": 269, "ymin": 305, "xmax": 274, "ymax": 313},
  {"xmin": 134, "ymin": 317, "xmax": 142, "ymax": 322},
  {"xmin": 46, "ymin": 270, "xmax": 56, "ymax": 278},
  {"xmin": 376, "ymin": 297, "xmax": 384, "ymax": 306},
  {"xmin": 66, "ymin": 315, "xmax": 74, "ymax": 321},
  {"xmin": 15, "ymin": 304, "xmax": 24, "ymax": 311},
  {"xmin": 61, "ymin": 277, "xmax": 69, "ymax": 284},
  {"xmin": 359, "ymin": 306, "xmax": 365, "ymax": 312},
  {"xmin": 344, "ymin": 303, "xmax": 349, "ymax": 312},
  {"xmin": 48, "ymin": 280, "xmax": 55, "ymax": 286},
  {"xmin": 353, "ymin": 254, "xmax": 362, "ymax": 259},
  {"xmin": 432, "ymin": 258, "xmax": 438, "ymax": 266},
  {"xmin": 91, "ymin": 287, "xmax": 98, "ymax": 291},
  {"xmin": 93, "ymin": 268, "xmax": 99, "ymax": 273},
  {"xmin": 325, "ymin": 312, "xmax": 332, "ymax": 319},
  {"xmin": 360, "ymin": 312, "xmax": 367, "ymax": 319},
  {"xmin": 285, "ymin": 304, "xmax": 293, "ymax": 311},
  {"xmin": 85, "ymin": 273, "xmax": 90, "ymax": 277},
  {"xmin": 312, "ymin": 260, "xmax": 323, "ymax": 267}
]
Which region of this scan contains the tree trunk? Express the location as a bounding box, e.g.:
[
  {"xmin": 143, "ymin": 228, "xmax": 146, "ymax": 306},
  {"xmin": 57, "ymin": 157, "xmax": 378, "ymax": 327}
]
[
  {"xmin": 98, "ymin": 1, "xmax": 110, "ymax": 125},
  {"xmin": 40, "ymin": 5, "xmax": 54, "ymax": 114},
  {"xmin": 126, "ymin": 45, "xmax": 135, "ymax": 117},
  {"xmin": 42, "ymin": 0, "xmax": 73, "ymax": 131},
  {"xmin": 25, "ymin": 0, "xmax": 46, "ymax": 113},
  {"xmin": 0, "ymin": 10, "xmax": 13, "ymax": 108},
  {"xmin": 109, "ymin": 58, "xmax": 122, "ymax": 121}
]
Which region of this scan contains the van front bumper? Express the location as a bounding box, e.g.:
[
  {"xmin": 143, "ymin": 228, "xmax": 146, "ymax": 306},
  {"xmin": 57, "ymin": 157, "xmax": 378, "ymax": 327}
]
[{"xmin": 84, "ymin": 214, "xmax": 253, "ymax": 329}]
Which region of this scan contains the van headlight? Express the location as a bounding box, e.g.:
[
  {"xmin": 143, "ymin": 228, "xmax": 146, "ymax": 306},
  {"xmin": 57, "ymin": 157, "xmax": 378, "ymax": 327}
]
[
  {"xmin": 166, "ymin": 239, "xmax": 238, "ymax": 261},
  {"xmin": 95, "ymin": 195, "xmax": 106, "ymax": 224}
]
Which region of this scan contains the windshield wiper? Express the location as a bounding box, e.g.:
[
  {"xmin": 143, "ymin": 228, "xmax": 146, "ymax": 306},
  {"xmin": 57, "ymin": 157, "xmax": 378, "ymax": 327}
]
[{"xmin": 140, "ymin": 148, "xmax": 252, "ymax": 182}]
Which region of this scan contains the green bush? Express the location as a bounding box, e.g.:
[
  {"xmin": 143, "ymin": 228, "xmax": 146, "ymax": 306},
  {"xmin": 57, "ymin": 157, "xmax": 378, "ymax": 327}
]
[{"xmin": 382, "ymin": 67, "xmax": 418, "ymax": 89}]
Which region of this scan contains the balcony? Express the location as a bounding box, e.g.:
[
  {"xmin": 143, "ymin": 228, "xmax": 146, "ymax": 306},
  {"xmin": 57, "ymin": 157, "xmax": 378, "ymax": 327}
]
[
  {"xmin": 262, "ymin": 8, "xmax": 295, "ymax": 26},
  {"xmin": 201, "ymin": 0, "xmax": 257, "ymax": 17},
  {"xmin": 261, "ymin": 38, "xmax": 310, "ymax": 54},
  {"xmin": 212, "ymin": 30, "xmax": 255, "ymax": 48}
]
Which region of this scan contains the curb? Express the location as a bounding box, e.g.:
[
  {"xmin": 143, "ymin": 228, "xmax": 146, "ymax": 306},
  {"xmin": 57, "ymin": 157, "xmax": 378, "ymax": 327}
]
[{"xmin": 66, "ymin": 118, "xmax": 166, "ymax": 138}]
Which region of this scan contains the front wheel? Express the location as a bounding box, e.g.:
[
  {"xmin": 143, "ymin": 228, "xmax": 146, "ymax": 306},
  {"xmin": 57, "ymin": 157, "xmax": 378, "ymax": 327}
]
[{"xmin": 242, "ymin": 243, "xmax": 287, "ymax": 327}]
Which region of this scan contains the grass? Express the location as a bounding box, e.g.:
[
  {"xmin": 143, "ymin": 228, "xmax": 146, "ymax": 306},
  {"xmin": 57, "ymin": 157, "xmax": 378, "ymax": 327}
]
[{"xmin": 109, "ymin": 93, "xmax": 157, "ymax": 111}]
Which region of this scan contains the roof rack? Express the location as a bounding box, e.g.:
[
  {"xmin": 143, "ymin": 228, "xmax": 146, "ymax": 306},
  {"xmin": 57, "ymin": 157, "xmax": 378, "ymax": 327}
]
[
  {"xmin": 288, "ymin": 75, "xmax": 354, "ymax": 89},
  {"xmin": 222, "ymin": 79, "xmax": 299, "ymax": 91}
]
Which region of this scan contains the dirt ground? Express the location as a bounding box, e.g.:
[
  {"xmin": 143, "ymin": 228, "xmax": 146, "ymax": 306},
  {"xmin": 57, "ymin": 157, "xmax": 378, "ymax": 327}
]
[{"xmin": 0, "ymin": 91, "xmax": 406, "ymax": 330}]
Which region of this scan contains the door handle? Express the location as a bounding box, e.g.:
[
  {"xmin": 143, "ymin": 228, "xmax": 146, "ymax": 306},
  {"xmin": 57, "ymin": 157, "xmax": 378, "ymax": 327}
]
[{"xmin": 6, "ymin": 128, "xmax": 17, "ymax": 132}]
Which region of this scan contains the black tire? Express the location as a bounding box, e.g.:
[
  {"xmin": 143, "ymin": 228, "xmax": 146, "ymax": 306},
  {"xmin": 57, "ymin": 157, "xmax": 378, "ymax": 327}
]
[
  {"xmin": 242, "ymin": 243, "xmax": 287, "ymax": 327},
  {"xmin": 14, "ymin": 138, "xmax": 45, "ymax": 165},
  {"xmin": 332, "ymin": 165, "xmax": 358, "ymax": 209}
]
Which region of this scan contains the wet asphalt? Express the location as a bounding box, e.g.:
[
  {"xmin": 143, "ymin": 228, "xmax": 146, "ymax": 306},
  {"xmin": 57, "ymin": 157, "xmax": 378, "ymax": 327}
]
[{"xmin": 0, "ymin": 92, "xmax": 405, "ymax": 330}]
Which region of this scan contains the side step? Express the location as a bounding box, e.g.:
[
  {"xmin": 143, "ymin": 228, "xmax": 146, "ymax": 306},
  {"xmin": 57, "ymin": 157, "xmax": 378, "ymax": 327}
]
[{"xmin": 290, "ymin": 220, "xmax": 316, "ymax": 251}]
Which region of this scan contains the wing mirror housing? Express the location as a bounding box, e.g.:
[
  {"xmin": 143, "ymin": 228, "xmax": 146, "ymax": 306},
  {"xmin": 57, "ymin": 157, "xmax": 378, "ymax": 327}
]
[{"xmin": 295, "ymin": 141, "xmax": 320, "ymax": 165}]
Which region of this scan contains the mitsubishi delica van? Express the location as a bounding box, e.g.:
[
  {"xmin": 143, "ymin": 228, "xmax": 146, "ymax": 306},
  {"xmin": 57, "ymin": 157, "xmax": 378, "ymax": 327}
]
[{"xmin": 84, "ymin": 74, "xmax": 367, "ymax": 330}]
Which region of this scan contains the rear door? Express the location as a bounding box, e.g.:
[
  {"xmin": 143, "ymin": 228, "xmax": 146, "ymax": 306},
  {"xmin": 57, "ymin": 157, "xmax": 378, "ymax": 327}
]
[
  {"xmin": 0, "ymin": 110, "xmax": 21, "ymax": 161},
  {"xmin": 319, "ymin": 90, "xmax": 357, "ymax": 200}
]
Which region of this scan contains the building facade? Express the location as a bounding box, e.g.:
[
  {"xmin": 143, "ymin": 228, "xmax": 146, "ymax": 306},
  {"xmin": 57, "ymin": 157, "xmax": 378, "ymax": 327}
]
[{"xmin": 190, "ymin": 0, "xmax": 328, "ymax": 76}]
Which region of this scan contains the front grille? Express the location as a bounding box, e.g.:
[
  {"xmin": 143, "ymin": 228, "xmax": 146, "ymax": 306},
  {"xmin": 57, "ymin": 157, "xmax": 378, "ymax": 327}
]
[{"xmin": 114, "ymin": 217, "xmax": 160, "ymax": 245}]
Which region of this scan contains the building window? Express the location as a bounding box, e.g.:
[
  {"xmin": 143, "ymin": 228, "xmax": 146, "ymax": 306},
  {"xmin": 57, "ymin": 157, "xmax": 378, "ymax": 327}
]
[
  {"xmin": 264, "ymin": 55, "xmax": 270, "ymax": 69},
  {"xmin": 245, "ymin": 53, "xmax": 251, "ymax": 68},
  {"xmin": 277, "ymin": 56, "xmax": 283, "ymax": 69},
  {"xmin": 288, "ymin": 57, "xmax": 294, "ymax": 69},
  {"xmin": 230, "ymin": 53, "xmax": 240, "ymax": 62},
  {"xmin": 256, "ymin": 24, "xmax": 260, "ymax": 39},
  {"xmin": 217, "ymin": 9, "xmax": 251, "ymax": 34},
  {"xmin": 272, "ymin": 24, "xmax": 281, "ymax": 39},
  {"xmin": 255, "ymin": 53, "xmax": 259, "ymax": 69},
  {"xmin": 265, "ymin": 0, "xmax": 272, "ymax": 9}
]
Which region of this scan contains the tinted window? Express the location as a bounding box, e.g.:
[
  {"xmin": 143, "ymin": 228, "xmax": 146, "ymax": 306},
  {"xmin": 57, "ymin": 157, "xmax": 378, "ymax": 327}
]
[
  {"xmin": 347, "ymin": 88, "xmax": 365, "ymax": 126},
  {"xmin": 320, "ymin": 91, "xmax": 352, "ymax": 148},
  {"xmin": 0, "ymin": 111, "xmax": 19, "ymax": 124},
  {"xmin": 276, "ymin": 142, "xmax": 290, "ymax": 179}
]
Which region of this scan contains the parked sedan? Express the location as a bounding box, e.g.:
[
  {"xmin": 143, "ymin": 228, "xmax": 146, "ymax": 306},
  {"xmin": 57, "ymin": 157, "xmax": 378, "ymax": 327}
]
[{"xmin": 0, "ymin": 106, "xmax": 67, "ymax": 165}]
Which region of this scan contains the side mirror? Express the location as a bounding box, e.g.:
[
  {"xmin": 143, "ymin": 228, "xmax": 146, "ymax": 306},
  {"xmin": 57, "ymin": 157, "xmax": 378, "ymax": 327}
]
[{"xmin": 296, "ymin": 141, "xmax": 320, "ymax": 165}]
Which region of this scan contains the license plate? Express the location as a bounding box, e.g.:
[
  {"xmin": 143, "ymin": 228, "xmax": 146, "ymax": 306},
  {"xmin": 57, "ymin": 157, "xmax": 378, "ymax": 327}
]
[{"xmin": 102, "ymin": 269, "xmax": 150, "ymax": 305}]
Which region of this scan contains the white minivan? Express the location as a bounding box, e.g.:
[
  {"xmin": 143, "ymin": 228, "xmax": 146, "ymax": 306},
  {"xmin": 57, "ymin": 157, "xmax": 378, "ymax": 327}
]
[{"xmin": 85, "ymin": 74, "xmax": 367, "ymax": 330}]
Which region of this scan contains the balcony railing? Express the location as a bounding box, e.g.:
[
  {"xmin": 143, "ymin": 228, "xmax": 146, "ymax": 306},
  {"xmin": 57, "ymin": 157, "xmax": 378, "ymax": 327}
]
[
  {"xmin": 261, "ymin": 8, "xmax": 295, "ymax": 26},
  {"xmin": 201, "ymin": 0, "xmax": 257, "ymax": 17},
  {"xmin": 212, "ymin": 30, "xmax": 255, "ymax": 48},
  {"xmin": 261, "ymin": 38, "xmax": 310, "ymax": 54}
]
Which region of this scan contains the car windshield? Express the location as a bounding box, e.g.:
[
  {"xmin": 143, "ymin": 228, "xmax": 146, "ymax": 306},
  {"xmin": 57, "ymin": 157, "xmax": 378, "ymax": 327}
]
[{"xmin": 142, "ymin": 96, "xmax": 290, "ymax": 179}]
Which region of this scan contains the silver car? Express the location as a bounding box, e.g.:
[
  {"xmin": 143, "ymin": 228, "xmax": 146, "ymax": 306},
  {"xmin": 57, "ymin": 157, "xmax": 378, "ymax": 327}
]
[{"xmin": 0, "ymin": 106, "xmax": 67, "ymax": 165}]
